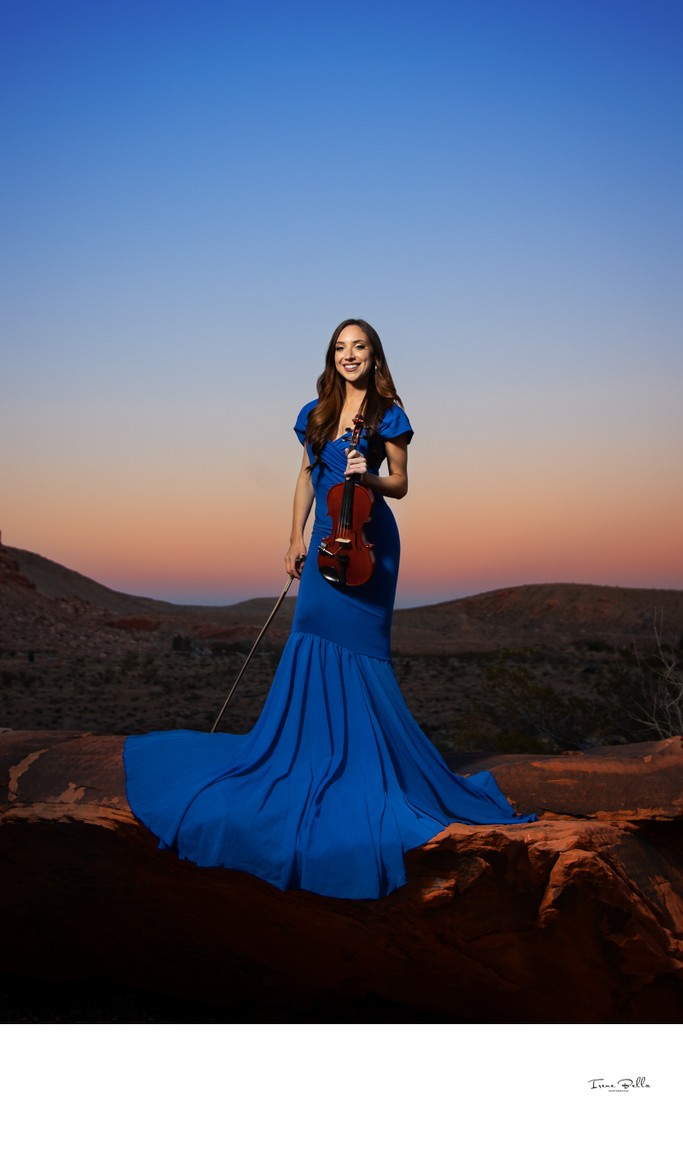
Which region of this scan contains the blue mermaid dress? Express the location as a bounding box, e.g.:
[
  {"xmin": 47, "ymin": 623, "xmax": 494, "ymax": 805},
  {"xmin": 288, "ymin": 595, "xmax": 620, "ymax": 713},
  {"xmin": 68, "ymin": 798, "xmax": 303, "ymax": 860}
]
[{"xmin": 123, "ymin": 401, "xmax": 536, "ymax": 899}]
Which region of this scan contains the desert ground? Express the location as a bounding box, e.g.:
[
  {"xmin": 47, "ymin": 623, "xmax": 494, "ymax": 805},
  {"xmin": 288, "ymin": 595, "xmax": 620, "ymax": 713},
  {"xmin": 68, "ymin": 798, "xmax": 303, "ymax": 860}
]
[
  {"xmin": 3, "ymin": 537, "xmax": 683, "ymax": 1023},
  {"xmin": 2, "ymin": 538, "xmax": 682, "ymax": 754}
]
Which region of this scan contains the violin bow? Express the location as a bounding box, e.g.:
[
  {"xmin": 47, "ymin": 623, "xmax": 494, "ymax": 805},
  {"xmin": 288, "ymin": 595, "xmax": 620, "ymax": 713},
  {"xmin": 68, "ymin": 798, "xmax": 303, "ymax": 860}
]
[{"xmin": 209, "ymin": 573, "xmax": 295, "ymax": 733}]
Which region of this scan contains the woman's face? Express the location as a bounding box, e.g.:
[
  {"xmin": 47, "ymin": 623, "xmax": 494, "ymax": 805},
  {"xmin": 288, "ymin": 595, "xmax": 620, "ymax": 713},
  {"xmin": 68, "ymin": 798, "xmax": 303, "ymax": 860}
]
[{"xmin": 334, "ymin": 325, "xmax": 374, "ymax": 387}]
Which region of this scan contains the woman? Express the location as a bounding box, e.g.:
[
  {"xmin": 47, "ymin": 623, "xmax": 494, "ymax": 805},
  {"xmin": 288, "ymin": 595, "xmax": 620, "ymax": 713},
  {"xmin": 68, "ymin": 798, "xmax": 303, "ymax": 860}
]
[{"xmin": 124, "ymin": 319, "xmax": 535, "ymax": 899}]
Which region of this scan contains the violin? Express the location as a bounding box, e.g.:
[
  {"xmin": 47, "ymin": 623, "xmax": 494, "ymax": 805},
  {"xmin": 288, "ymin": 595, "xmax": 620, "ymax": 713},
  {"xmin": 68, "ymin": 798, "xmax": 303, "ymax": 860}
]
[{"xmin": 318, "ymin": 413, "xmax": 375, "ymax": 587}]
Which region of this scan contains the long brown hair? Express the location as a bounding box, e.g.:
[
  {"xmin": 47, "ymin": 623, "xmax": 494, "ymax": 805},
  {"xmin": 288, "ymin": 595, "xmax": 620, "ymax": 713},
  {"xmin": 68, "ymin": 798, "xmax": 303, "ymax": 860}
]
[{"xmin": 305, "ymin": 318, "xmax": 403, "ymax": 468}]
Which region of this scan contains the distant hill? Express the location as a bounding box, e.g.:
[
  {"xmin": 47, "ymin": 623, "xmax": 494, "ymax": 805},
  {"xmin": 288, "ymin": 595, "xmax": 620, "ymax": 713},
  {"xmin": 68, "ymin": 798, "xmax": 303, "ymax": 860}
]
[
  {"xmin": 2, "ymin": 537, "xmax": 682, "ymax": 744},
  {"xmin": 394, "ymin": 583, "xmax": 683, "ymax": 653},
  {"xmin": 2, "ymin": 543, "xmax": 297, "ymax": 626},
  {"xmin": 2, "ymin": 538, "xmax": 682, "ymax": 653}
]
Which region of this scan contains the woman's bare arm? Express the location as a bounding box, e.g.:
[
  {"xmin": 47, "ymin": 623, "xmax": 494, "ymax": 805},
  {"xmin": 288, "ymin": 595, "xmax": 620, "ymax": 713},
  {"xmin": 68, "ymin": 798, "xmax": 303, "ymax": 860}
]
[
  {"xmin": 284, "ymin": 446, "xmax": 315, "ymax": 578},
  {"xmin": 344, "ymin": 433, "xmax": 409, "ymax": 500}
]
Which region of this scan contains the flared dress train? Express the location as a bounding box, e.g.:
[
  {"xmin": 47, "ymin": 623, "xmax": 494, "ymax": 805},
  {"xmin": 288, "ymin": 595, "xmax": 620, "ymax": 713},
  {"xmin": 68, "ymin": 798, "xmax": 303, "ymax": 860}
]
[{"xmin": 123, "ymin": 401, "xmax": 536, "ymax": 899}]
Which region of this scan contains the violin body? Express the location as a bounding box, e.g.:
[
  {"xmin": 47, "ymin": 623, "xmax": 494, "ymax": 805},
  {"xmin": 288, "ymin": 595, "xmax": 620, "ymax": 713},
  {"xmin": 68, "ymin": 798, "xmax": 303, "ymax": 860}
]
[{"xmin": 318, "ymin": 415, "xmax": 375, "ymax": 588}]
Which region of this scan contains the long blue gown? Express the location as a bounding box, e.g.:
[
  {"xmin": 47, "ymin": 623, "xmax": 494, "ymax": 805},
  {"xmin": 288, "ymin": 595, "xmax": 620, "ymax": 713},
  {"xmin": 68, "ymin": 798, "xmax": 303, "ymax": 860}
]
[{"xmin": 123, "ymin": 401, "xmax": 536, "ymax": 899}]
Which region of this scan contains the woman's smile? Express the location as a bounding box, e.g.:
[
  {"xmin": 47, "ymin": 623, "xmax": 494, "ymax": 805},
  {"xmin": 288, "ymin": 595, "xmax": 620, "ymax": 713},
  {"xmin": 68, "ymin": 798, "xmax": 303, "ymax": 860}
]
[{"xmin": 335, "ymin": 324, "xmax": 374, "ymax": 385}]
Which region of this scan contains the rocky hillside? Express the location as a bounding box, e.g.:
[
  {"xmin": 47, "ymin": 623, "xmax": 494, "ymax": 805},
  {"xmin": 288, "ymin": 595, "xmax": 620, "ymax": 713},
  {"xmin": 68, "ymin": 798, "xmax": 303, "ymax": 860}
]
[
  {"xmin": 2, "ymin": 537, "xmax": 682, "ymax": 750},
  {"xmin": 4, "ymin": 538, "xmax": 683, "ymax": 654}
]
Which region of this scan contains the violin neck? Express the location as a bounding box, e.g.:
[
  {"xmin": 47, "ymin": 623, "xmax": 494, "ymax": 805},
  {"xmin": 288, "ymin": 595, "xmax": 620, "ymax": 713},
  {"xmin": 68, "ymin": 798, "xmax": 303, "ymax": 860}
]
[
  {"xmin": 337, "ymin": 412, "xmax": 364, "ymax": 530},
  {"xmin": 339, "ymin": 474, "xmax": 357, "ymax": 530}
]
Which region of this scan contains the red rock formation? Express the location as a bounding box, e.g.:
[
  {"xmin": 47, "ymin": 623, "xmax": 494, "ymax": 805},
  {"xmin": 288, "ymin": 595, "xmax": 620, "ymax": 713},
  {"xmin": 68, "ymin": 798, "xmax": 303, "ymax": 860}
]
[
  {"xmin": 106, "ymin": 617, "xmax": 161, "ymax": 632},
  {"xmin": 1, "ymin": 729, "xmax": 682, "ymax": 1022}
]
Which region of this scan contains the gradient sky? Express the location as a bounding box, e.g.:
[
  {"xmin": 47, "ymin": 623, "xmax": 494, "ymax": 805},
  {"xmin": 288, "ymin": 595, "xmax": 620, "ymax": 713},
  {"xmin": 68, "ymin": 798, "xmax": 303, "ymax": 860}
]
[{"xmin": 1, "ymin": 0, "xmax": 681, "ymax": 606}]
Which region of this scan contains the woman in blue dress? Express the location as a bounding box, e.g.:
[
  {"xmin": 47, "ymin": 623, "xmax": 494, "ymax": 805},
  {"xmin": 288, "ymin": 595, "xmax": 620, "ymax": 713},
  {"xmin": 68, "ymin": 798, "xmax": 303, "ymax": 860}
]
[{"xmin": 124, "ymin": 318, "xmax": 535, "ymax": 899}]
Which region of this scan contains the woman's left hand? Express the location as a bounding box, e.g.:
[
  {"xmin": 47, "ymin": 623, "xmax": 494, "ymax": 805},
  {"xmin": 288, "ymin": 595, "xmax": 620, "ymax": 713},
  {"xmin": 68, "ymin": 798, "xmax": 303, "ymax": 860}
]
[{"xmin": 344, "ymin": 448, "xmax": 368, "ymax": 482}]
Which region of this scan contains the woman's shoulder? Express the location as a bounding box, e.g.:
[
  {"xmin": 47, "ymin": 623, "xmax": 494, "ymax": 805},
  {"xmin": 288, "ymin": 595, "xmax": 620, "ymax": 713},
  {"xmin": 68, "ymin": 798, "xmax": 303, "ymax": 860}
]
[
  {"xmin": 378, "ymin": 403, "xmax": 414, "ymax": 443},
  {"xmin": 294, "ymin": 399, "xmax": 318, "ymax": 443}
]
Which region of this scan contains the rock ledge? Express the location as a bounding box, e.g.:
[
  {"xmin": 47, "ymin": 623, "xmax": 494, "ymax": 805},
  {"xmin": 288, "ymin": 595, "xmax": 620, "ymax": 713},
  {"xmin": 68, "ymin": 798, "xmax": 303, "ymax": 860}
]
[{"xmin": 2, "ymin": 729, "xmax": 682, "ymax": 1022}]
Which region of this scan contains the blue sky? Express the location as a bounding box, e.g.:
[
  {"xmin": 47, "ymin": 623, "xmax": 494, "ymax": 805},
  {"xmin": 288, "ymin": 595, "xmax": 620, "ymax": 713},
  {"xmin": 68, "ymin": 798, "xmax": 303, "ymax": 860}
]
[{"xmin": 1, "ymin": 0, "xmax": 681, "ymax": 604}]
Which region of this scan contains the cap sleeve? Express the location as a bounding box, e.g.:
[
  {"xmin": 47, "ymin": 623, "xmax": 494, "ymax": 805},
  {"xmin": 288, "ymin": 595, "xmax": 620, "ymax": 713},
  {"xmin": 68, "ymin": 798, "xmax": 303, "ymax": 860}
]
[
  {"xmin": 379, "ymin": 405, "xmax": 414, "ymax": 444},
  {"xmin": 294, "ymin": 399, "xmax": 317, "ymax": 445}
]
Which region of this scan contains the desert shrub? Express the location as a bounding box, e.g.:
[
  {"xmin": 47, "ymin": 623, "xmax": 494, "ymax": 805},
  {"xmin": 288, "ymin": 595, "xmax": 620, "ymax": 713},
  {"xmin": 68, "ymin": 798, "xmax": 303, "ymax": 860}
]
[
  {"xmin": 210, "ymin": 641, "xmax": 250, "ymax": 656},
  {"xmin": 572, "ymin": 638, "xmax": 615, "ymax": 653},
  {"xmin": 629, "ymin": 628, "xmax": 683, "ymax": 739},
  {"xmin": 456, "ymin": 654, "xmax": 625, "ymax": 753}
]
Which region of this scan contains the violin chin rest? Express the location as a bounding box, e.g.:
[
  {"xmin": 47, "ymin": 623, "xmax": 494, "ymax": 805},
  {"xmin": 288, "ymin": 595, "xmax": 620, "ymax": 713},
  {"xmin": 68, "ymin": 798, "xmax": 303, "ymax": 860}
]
[{"xmin": 319, "ymin": 564, "xmax": 345, "ymax": 587}]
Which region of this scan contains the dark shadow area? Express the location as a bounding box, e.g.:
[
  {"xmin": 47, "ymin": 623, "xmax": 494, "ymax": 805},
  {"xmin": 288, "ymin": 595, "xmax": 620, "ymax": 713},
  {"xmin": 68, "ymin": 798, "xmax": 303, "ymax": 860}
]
[{"xmin": 0, "ymin": 976, "xmax": 462, "ymax": 1024}]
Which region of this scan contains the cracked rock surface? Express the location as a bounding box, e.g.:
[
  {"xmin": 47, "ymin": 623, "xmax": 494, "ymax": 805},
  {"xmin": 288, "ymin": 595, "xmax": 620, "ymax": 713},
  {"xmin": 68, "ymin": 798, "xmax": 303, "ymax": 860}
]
[{"xmin": 1, "ymin": 729, "xmax": 682, "ymax": 1021}]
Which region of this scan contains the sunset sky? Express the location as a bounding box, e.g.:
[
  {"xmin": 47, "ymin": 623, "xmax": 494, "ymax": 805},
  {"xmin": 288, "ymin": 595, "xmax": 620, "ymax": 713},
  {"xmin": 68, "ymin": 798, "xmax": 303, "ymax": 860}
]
[{"xmin": 2, "ymin": 0, "xmax": 681, "ymax": 607}]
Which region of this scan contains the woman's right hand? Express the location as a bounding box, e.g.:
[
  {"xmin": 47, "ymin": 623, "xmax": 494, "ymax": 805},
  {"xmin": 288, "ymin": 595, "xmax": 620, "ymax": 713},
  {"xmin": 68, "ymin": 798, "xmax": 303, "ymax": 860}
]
[{"xmin": 285, "ymin": 541, "xmax": 307, "ymax": 580}]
